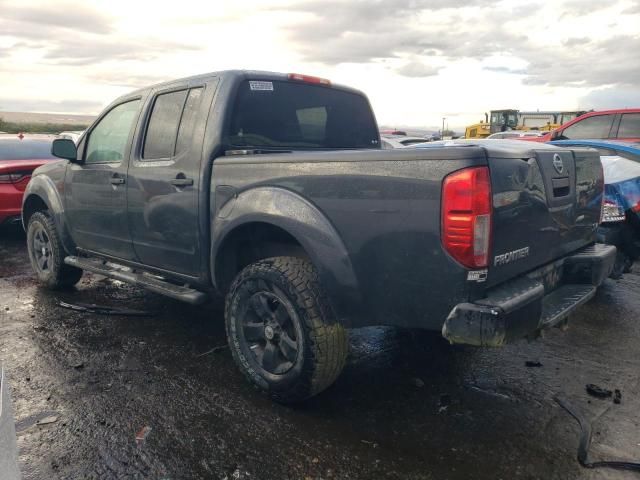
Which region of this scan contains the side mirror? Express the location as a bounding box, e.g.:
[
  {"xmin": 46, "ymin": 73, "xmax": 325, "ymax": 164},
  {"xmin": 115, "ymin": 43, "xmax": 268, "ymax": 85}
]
[{"xmin": 51, "ymin": 138, "xmax": 79, "ymax": 162}]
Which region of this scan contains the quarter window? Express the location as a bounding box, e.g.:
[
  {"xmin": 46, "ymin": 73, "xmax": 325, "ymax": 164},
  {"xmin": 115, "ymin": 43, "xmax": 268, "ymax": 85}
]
[
  {"xmin": 175, "ymin": 88, "xmax": 204, "ymax": 156},
  {"xmin": 85, "ymin": 100, "xmax": 140, "ymax": 164},
  {"xmin": 559, "ymin": 115, "xmax": 614, "ymax": 140},
  {"xmin": 618, "ymin": 113, "xmax": 640, "ymax": 138}
]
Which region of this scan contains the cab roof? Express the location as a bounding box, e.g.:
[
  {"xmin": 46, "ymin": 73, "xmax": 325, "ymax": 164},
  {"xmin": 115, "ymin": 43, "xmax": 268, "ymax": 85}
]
[{"xmin": 125, "ymin": 70, "xmax": 363, "ymax": 98}]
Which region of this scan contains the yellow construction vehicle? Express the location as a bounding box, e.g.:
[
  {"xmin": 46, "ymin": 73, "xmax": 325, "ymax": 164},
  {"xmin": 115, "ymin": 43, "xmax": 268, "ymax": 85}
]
[
  {"xmin": 464, "ymin": 110, "xmax": 588, "ymax": 137},
  {"xmin": 464, "ymin": 113, "xmax": 492, "ymax": 139}
]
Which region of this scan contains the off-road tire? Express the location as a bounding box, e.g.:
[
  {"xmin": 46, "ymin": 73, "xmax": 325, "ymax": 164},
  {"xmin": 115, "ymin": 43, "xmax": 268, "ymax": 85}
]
[
  {"xmin": 27, "ymin": 211, "xmax": 83, "ymax": 289},
  {"xmin": 225, "ymin": 257, "xmax": 348, "ymax": 403}
]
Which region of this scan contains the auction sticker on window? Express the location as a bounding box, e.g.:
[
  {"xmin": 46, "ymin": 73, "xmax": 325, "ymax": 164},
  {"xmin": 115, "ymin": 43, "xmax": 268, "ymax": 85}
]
[{"xmin": 249, "ymin": 81, "xmax": 274, "ymax": 91}]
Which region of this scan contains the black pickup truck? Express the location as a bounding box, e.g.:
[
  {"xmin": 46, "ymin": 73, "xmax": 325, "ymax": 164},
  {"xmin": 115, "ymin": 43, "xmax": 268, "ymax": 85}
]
[{"xmin": 23, "ymin": 71, "xmax": 615, "ymax": 402}]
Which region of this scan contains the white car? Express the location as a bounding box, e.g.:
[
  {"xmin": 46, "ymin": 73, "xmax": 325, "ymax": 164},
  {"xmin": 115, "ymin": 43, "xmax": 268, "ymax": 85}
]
[
  {"xmin": 381, "ymin": 135, "xmax": 432, "ymax": 148},
  {"xmin": 57, "ymin": 130, "xmax": 85, "ymax": 144},
  {"xmin": 487, "ymin": 131, "xmax": 546, "ymax": 139}
]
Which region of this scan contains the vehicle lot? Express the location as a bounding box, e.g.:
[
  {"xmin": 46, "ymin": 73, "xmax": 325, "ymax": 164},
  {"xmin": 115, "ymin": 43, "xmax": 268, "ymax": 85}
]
[{"xmin": 1, "ymin": 227, "xmax": 639, "ymax": 479}]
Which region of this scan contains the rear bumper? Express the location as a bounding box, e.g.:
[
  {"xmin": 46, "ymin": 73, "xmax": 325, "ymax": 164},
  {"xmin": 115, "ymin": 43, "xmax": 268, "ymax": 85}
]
[
  {"xmin": 598, "ymin": 224, "xmax": 640, "ymax": 261},
  {"xmin": 442, "ymin": 243, "xmax": 616, "ymax": 347},
  {"xmin": 0, "ymin": 215, "xmax": 22, "ymax": 227},
  {"xmin": 597, "ymin": 224, "xmax": 623, "ymax": 245}
]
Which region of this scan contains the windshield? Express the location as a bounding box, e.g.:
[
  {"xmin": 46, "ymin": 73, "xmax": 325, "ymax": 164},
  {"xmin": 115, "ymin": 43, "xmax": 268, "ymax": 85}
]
[
  {"xmin": 0, "ymin": 138, "xmax": 55, "ymax": 160},
  {"xmin": 226, "ymin": 80, "xmax": 380, "ymax": 150}
]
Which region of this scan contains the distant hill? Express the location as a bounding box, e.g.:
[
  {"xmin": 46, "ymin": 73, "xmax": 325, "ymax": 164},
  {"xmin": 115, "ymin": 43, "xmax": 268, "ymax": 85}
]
[
  {"xmin": 379, "ymin": 125, "xmax": 462, "ymax": 137},
  {"xmin": 0, "ymin": 111, "xmax": 95, "ymax": 125},
  {"xmin": 0, "ymin": 111, "xmax": 95, "ymax": 134}
]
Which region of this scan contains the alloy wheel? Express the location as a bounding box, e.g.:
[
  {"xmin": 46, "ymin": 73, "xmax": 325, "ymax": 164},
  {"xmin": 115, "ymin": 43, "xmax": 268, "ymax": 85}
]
[{"xmin": 239, "ymin": 289, "xmax": 300, "ymax": 375}]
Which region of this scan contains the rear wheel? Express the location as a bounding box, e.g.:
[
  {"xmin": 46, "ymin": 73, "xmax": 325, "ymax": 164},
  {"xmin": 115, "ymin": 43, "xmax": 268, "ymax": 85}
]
[
  {"xmin": 27, "ymin": 211, "xmax": 82, "ymax": 289},
  {"xmin": 225, "ymin": 257, "xmax": 348, "ymax": 403}
]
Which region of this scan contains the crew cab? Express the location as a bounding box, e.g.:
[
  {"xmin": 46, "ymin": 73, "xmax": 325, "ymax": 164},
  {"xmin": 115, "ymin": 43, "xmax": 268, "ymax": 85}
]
[{"xmin": 23, "ymin": 71, "xmax": 615, "ymax": 402}]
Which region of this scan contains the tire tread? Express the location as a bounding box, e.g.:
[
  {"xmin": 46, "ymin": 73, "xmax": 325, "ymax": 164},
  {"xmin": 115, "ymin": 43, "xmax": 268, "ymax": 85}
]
[
  {"xmin": 225, "ymin": 256, "xmax": 348, "ymax": 403},
  {"xmin": 27, "ymin": 211, "xmax": 82, "ymax": 289}
]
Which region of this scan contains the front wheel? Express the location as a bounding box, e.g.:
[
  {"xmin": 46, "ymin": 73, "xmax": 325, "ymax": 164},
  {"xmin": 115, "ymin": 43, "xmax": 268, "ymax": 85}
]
[
  {"xmin": 27, "ymin": 211, "xmax": 83, "ymax": 289},
  {"xmin": 225, "ymin": 257, "xmax": 348, "ymax": 403}
]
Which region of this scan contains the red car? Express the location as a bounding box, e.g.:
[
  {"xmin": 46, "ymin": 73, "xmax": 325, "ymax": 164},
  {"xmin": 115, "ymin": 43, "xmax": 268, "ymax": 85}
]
[
  {"xmin": 524, "ymin": 108, "xmax": 640, "ymax": 143},
  {"xmin": 0, "ymin": 134, "xmax": 57, "ymax": 227}
]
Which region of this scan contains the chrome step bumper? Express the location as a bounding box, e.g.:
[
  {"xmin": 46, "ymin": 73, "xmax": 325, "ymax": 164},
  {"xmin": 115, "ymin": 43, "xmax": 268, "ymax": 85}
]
[{"xmin": 442, "ymin": 243, "xmax": 616, "ymax": 347}]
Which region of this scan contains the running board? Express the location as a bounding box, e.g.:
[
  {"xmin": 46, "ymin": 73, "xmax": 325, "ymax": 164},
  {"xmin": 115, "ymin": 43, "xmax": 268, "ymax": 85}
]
[{"xmin": 64, "ymin": 256, "xmax": 208, "ymax": 305}]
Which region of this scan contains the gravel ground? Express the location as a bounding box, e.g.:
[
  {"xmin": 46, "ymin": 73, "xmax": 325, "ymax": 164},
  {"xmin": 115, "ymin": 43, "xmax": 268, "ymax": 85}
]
[{"xmin": 1, "ymin": 227, "xmax": 639, "ymax": 480}]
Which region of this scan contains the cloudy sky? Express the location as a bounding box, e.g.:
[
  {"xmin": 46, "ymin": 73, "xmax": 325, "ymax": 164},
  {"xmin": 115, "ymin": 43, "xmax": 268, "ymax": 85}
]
[{"xmin": 0, "ymin": 0, "xmax": 639, "ymax": 129}]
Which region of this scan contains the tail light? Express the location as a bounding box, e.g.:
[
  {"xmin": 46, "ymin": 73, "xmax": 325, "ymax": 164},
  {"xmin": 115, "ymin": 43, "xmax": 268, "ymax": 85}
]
[
  {"xmin": 624, "ymin": 185, "xmax": 640, "ymax": 214},
  {"xmin": 442, "ymin": 166, "xmax": 492, "ymax": 268},
  {"xmin": 601, "ymin": 197, "xmax": 626, "ymax": 223},
  {"xmin": 0, "ymin": 172, "xmax": 30, "ymax": 184}
]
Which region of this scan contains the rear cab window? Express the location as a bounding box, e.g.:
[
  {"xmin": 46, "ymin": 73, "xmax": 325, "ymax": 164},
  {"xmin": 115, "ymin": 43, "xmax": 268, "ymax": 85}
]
[{"xmin": 226, "ymin": 80, "xmax": 380, "ymax": 150}]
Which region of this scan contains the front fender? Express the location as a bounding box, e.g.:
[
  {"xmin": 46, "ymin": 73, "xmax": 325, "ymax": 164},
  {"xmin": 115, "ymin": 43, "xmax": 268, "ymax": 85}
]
[
  {"xmin": 212, "ymin": 186, "xmax": 363, "ymax": 326},
  {"xmin": 22, "ymin": 167, "xmax": 76, "ymax": 255}
]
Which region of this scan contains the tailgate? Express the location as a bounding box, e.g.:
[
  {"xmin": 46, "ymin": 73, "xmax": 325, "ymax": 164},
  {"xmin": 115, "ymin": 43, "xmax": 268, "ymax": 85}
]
[{"xmin": 487, "ymin": 146, "xmax": 603, "ymax": 288}]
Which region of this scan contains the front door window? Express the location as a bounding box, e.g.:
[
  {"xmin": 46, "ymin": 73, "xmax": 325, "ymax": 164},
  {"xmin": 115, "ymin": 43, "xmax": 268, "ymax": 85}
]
[{"xmin": 85, "ymin": 100, "xmax": 140, "ymax": 164}]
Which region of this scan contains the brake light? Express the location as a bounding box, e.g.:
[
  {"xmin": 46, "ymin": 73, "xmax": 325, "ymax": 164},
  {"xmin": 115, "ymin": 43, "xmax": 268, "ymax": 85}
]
[
  {"xmin": 442, "ymin": 166, "xmax": 492, "ymax": 268},
  {"xmin": 0, "ymin": 172, "xmax": 30, "ymax": 184},
  {"xmin": 601, "ymin": 197, "xmax": 625, "ymax": 223},
  {"xmin": 628, "ymin": 192, "xmax": 640, "ymax": 213},
  {"xmin": 287, "ymin": 73, "xmax": 331, "ymax": 85}
]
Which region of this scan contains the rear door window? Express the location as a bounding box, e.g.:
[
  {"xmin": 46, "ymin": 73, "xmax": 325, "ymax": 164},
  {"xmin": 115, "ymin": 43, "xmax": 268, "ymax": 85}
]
[
  {"xmin": 617, "ymin": 113, "xmax": 640, "ymax": 138},
  {"xmin": 227, "ymin": 80, "xmax": 379, "ymax": 150},
  {"xmin": 143, "ymin": 88, "xmax": 204, "ymax": 159},
  {"xmin": 559, "ymin": 115, "xmax": 614, "ymax": 139},
  {"xmin": 143, "ymin": 90, "xmax": 188, "ymax": 159}
]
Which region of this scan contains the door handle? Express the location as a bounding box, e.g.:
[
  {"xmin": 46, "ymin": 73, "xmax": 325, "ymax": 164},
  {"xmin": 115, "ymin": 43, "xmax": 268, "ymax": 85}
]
[
  {"xmin": 110, "ymin": 176, "xmax": 125, "ymax": 185},
  {"xmin": 170, "ymin": 177, "xmax": 193, "ymax": 187}
]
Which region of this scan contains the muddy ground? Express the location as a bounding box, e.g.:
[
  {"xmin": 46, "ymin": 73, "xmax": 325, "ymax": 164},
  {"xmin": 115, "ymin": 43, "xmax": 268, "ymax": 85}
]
[{"xmin": 1, "ymin": 227, "xmax": 639, "ymax": 479}]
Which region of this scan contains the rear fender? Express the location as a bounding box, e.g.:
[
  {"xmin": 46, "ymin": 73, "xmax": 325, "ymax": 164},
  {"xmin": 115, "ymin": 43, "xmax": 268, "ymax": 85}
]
[{"xmin": 211, "ymin": 187, "xmax": 362, "ymax": 326}]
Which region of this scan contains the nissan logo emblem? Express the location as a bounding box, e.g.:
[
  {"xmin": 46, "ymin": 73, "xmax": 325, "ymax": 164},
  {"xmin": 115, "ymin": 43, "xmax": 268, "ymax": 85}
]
[{"xmin": 553, "ymin": 154, "xmax": 564, "ymax": 174}]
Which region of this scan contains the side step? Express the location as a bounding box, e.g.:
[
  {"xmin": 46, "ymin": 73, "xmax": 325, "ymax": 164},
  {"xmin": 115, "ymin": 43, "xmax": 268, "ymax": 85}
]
[
  {"xmin": 64, "ymin": 256, "xmax": 208, "ymax": 305},
  {"xmin": 540, "ymin": 284, "xmax": 596, "ymax": 328}
]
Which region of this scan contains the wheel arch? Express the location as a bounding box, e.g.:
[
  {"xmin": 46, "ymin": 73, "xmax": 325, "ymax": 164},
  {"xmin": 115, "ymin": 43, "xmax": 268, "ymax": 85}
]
[
  {"xmin": 22, "ymin": 175, "xmax": 76, "ymax": 255},
  {"xmin": 22, "ymin": 194, "xmax": 49, "ymax": 227},
  {"xmin": 211, "ymin": 187, "xmax": 363, "ymax": 326}
]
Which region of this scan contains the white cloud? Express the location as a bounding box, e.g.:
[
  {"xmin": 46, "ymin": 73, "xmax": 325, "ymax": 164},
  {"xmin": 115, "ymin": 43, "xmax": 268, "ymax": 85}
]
[{"xmin": 0, "ymin": 0, "xmax": 638, "ymax": 129}]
